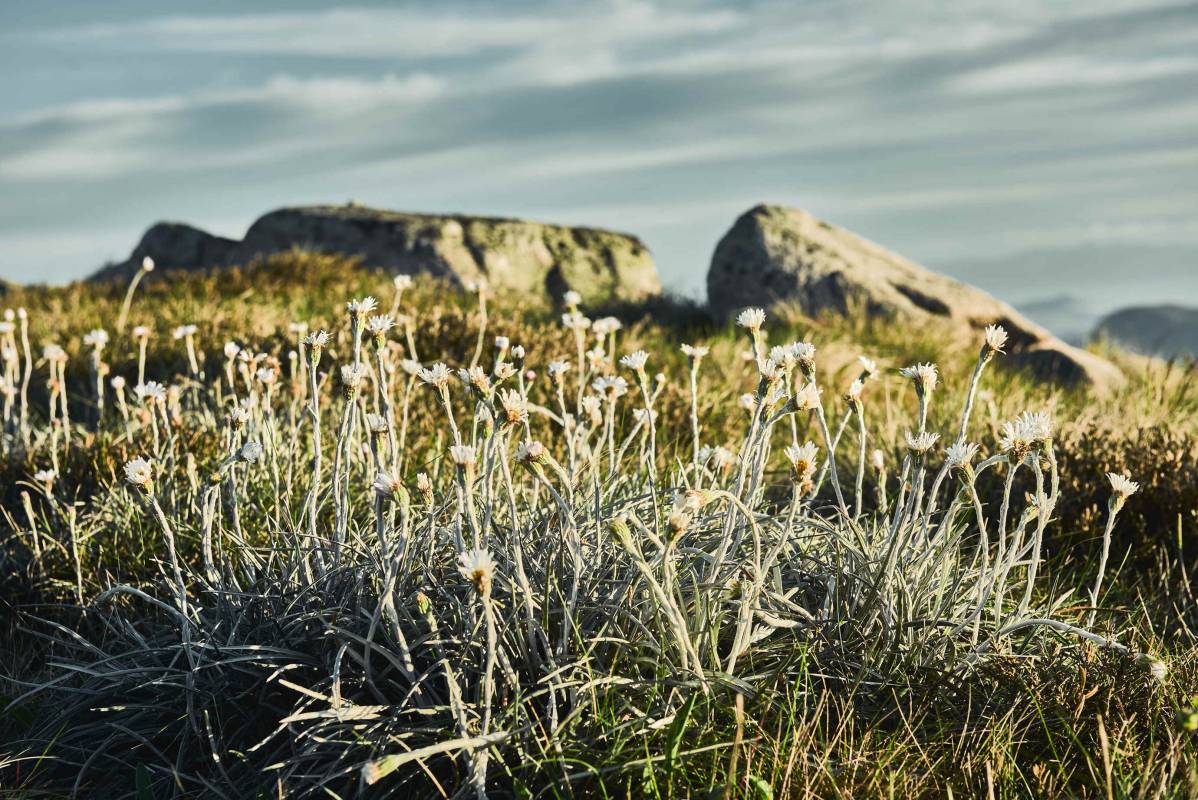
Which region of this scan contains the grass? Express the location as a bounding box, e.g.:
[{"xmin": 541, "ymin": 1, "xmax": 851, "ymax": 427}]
[{"xmin": 0, "ymin": 252, "xmax": 1195, "ymax": 798}]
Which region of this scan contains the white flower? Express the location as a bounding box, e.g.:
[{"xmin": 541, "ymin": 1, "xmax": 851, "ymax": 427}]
[
  {"xmin": 134, "ymin": 381, "xmax": 166, "ymax": 404},
  {"xmin": 620, "ymin": 350, "xmax": 649, "ymax": 371},
  {"xmin": 858, "ymin": 356, "xmax": 878, "ymax": 376},
  {"xmin": 132, "ymin": 325, "xmax": 152, "ymax": 339},
  {"xmin": 846, "ymin": 378, "xmax": 865, "ymax": 402},
  {"xmin": 871, "ymin": 449, "xmax": 886, "ymax": 472},
  {"xmin": 458, "ymin": 365, "xmax": 491, "ymax": 393},
  {"xmin": 739, "ymin": 393, "xmax": 757, "ymax": 412},
  {"xmin": 563, "ymin": 290, "xmax": 582, "ymax": 307},
  {"xmin": 42, "ymin": 344, "xmax": 66, "ymax": 362},
  {"xmin": 346, "ymin": 296, "xmax": 378, "ymax": 315},
  {"xmin": 458, "ymin": 548, "xmax": 496, "ymax": 595},
  {"xmin": 515, "ymin": 439, "xmax": 547, "ymax": 465},
  {"xmin": 945, "ymin": 441, "xmax": 980, "ymax": 469},
  {"xmin": 769, "ymin": 345, "xmax": 795, "ymax": 368},
  {"xmin": 33, "ymin": 469, "xmax": 56, "ymax": 485},
  {"xmin": 581, "ymin": 395, "xmax": 602, "ymax": 423},
  {"xmin": 793, "ymin": 382, "xmax": 822, "ymax": 412},
  {"xmin": 983, "ymin": 324, "xmax": 1008, "ymax": 353},
  {"xmin": 680, "ymin": 343, "xmax": 709, "ymax": 360},
  {"xmin": 304, "ymin": 330, "xmax": 331, "ymax": 348},
  {"xmin": 791, "ymin": 342, "xmax": 816, "ymax": 371},
  {"xmin": 561, "ymin": 312, "xmax": 591, "ymax": 332},
  {"xmin": 419, "ymin": 362, "xmax": 453, "ymax": 388},
  {"xmin": 110, "ymin": 375, "xmax": 126, "ymax": 390},
  {"xmin": 498, "ymin": 388, "xmax": 529, "ymax": 425},
  {"xmin": 365, "ymin": 315, "xmax": 394, "ymax": 335},
  {"xmin": 373, "ymin": 470, "xmax": 403, "ymax": 500},
  {"xmin": 593, "ymin": 375, "xmax": 628, "ymax": 397},
  {"xmin": 493, "ymin": 362, "xmax": 516, "ymax": 380},
  {"xmin": 510, "ymin": 344, "xmax": 525, "ymax": 360},
  {"xmin": 364, "ymin": 413, "xmax": 389, "ymax": 434},
  {"xmin": 757, "ymin": 358, "xmax": 783, "ymax": 381},
  {"xmin": 1106, "ymin": 471, "xmax": 1140, "ymax": 498},
  {"xmin": 494, "ymin": 335, "xmax": 510, "ymax": 350},
  {"xmin": 172, "ymin": 324, "xmax": 197, "ymax": 340},
  {"xmin": 592, "ymin": 316, "xmax": 622, "ymax": 337},
  {"xmin": 341, "ymin": 364, "xmax": 369, "ymax": 389},
  {"xmin": 227, "ymin": 406, "xmax": 251, "ymax": 427},
  {"xmin": 899, "ymin": 362, "xmax": 938, "ymax": 395},
  {"xmin": 224, "ymin": 341, "xmax": 241, "ymax": 360},
  {"xmin": 0, "ymin": 321, "xmax": 14, "ymax": 335},
  {"xmin": 83, "ymin": 329, "xmax": 109, "ymax": 349},
  {"xmin": 585, "ymin": 347, "xmax": 606, "ymax": 369},
  {"xmin": 123, "ymin": 457, "xmax": 153, "ymax": 487},
  {"xmin": 464, "ymin": 278, "xmax": 488, "ymax": 294},
  {"xmin": 238, "ymin": 441, "xmax": 263, "ymax": 463},
  {"xmin": 449, "ymin": 444, "xmax": 477, "ymax": 467},
  {"xmin": 784, "ymin": 442, "xmax": 819, "ymax": 483},
  {"xmin": 256, "ymin": 367, "xmax": 277, "ymax": 385},
  {"xmin": 1137, "ymin": 653, "xmax": 1167, "ymax": 684},
  {"xmin": 632, "ymin": 407, "xmax": 658, "ymax": 424},
  {"xmin": 400, "ymin": 359, "xmax": 422, "ymax": 376},
  {"xmin": 999, "ymin": 411, "xmax": 1053, "ymax": 454},
  {"xmin": 393, "ymin": 274, "xmax": 413, "ymax": 290},
  {"xmin": 736, "ymin": 307, "xmax": 766, "ymax": 331},
  {"xmin": 140, "ymin": 256, "xmax": 155, "ymax": 272},
  {"xmin": 905, "ymin": 431, "xmax": 941, "ymax": 455}
]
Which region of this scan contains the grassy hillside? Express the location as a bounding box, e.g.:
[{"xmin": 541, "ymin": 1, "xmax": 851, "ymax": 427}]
[{"xmin": 1, "ymin": 253, "xmax": 1196, "ymax": 798}]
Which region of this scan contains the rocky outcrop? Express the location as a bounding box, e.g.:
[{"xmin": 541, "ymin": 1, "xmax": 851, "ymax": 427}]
[
  {"xmin": 90, "ymin": 204, "xmax": 661, "ymax": 305},
  {"xmin": 90, "ymin": 222, "xmax": 239, "ymax": 282},
  {"xmin": 708, "ymin": 204, "xmax": 1124, "ymax": 390},
  {"xmin": 1094, "ymin": 305, "xmax": 1198, "ymax": 359}
]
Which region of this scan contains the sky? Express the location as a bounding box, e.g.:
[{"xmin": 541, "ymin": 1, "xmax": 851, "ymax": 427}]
[{"xmin": 1, "ymin": 0, "xmax": 1196, "ymax": 339}]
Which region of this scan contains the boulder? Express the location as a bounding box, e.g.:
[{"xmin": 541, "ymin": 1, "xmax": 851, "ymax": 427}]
[
  {"xmin": 1094, "ymin": 305, "xmax": 1198, "ymax": 359},
  {"xmin": 708, "ymin": 204, "xmax": 1124, "ymax": 390},
  {"xmin": 91, "ymin": 204, "xmax": 660, "ymax": 305},
  {"xmin": 90, "ymin": 222, "xmax": 239, "ymax": 282},
  {"xmin": 237, "ymin": 205, "xmax": 660, "ymax": 303}
]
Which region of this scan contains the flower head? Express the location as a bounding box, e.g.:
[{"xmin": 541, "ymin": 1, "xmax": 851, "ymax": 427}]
[
  {"xmin": 459, "ymin": 548, "xmax": 496, "ymax": 596},
  {"xmin": 172, "ymin": 324, "xmax": 197, "ymax": 340},
  {"xmin": 304, "ymin": 330, "xmax": 331, "ymax": 349},
  {"xmin": 141, "ymin": 256, "xmax": 155, "ymax": 272},
  {"xmin": 393, "ymin": 274, "xmax": 413, "ymax": 290},
  {"xmin": 134, "ymin": 381, "xmax": 166, "ymax": 405},
  {"xmin": 497, "ymin": 388, "xmax": 529, "ymax": 426},
  {"xmin": 419, "ymin": 362, "xmax": 453, "ymax": 389},
  {"xmin": 561, "ymin": 311, "xmax": 591, "ymax": 332},
  {"xmin": 858, "ymin": 356, "xmax": 878, "ymax": 377},
  {"xmin": 548, "ymin": 360, "xmax": 571, "ymax": 383},
  {"xmin": 620, "ymin": 350, "xmax": 649, "ymax": 372},
  {"xmin": 83, "ymin": 329, "xmax": 108, "ymax": 350},
  {"xmin": 592, "ymin": 316, "xmax": 622, "ymax": 337},
  {"xmin": 373, "ymin": 470, "xmax": 405, "ymax": 501},
  {"xmin": 365, "ymin": 315, "xmax": 394, "ymax": 336},
  {"xmin": 449, "ymin": 444, "xmax": 477, "ymax": 467},
  {"xmin": 340, "ymin": 363, "xmax": 370, "ymax": 391},
  {"xmin": 33, "ymin": 468, "xmax": 56, "ymax": 486},
  {"xmin": 110, "ymin": 375, "xmax": 126, "ymax": 390},
  {"xmin": 784, "ymin": 442, "xmax": 819, "ymax": 486},
  {"xmin": 900, "ymin": 362, "xmax": 938, "ymax": 396},
  {"xmin": 238, "ymin": 441, "xmax": 263, "ymax": 463},
  {"xmin": 680, "ymin": 343, "xmax": 709, "ymax": 360},
  {"xmin": 736, "ymin": 307, "xmax": 766, "ymax": 332},
  {"xmin": 563, "ymin": 290, "xmax": 582, "ymax": 308},
  {"xmin": 1107, "ymin": 471, "xmax": 1140, "ymax": 498},
  {"xmin": 123, "ymin": 457, "xmax": 154, "ymax": 488},
  {"xmin": 346, "ymin": 296, "xmax": 378, "ymax": 316},
  {"xmin": 515, "ymin": 439, "xmax": 547, "ymax": 466},
  {"xmin": 983, "ymin": 324, "xmax": 1008, "ymax": 354},
  {"xmin": 945, "ymin": 441, "xmax": 980, "ymax": 470},
  {"xmin": 905, "ymin": 430, "xmax": 941, "ymax": 455},
  {"xmin": 132, "ymin": 325, "xmax": 152, "ymax": 339}
]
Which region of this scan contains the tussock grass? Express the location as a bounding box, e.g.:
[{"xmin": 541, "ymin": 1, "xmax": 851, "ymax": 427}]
[{"xmin": 0, "ymin": 253, "xmax": 1195, "ymax": 798}]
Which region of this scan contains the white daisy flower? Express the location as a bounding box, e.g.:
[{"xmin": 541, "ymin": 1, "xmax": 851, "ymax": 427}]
[
  {"xmin": 83, "ymin": 329, "xmax": 109, "ymax": 349},
  {"xmin": 899, "ymin": 362, "xmax": 939, "ymax": 395},
  {"xmin": 905, "ymin": 430, "xmax": 941, "ymax": 455},
  {"xmin": 123, "ymin": 457, "xmax": 153, "ymax": 487},
  {"xmin": 393, "ymin": 274, "xmax": 413, "ymax": 290},
  {"xmin": 458, "ymin": 548, "xmax": 496, "ymax": 595},
  {"xmin": 736, "ymin": 307, "xmax": 766, "ymax": 331},
  {"xmin": 419, "ymin": 362, "xmax": 453, "ymax": 389},
  {"xmin": 238, "ymin": 441, "xmax": 263, "ymax": 463},
  {"xmin": 563, "ymin": 290, "xmax": 583, "ymax": 307},
  {"xmin": 304, "ymin": 330, "xmax": 331, "ymax": 348},
  {"xmin": 365, "ymin": 315, "xmax": 394, "ymax": 335},
  {"xmin": 141, "ymin": 256, "xmax": 155, "ymax": 272},
  {"xmin": 172, "ymin": 324, "xmax": 197, "ymax": 340},
  {"xmin": 134, "ymin": 381, "xmax": 166, "ymax": 404},
  {"xmin": 449, "ymin": 444, "xmax": 477, "ymax": 466},
  {"xmin": 945, "ymin": 441, "xmax": 980, "ymax": 469},
  {"xmin": 346, "ymin": 296, "xmax": 378, "ymax": 315},
  {"xmin": 498, "ymin": 388, "xmax": 529, "ymax": 425},
  {"xmin": 983, "ymin": 324, "xmax": 1008, "ymax": 353},
  {"xmin": 680, "ymin": 343, "xmax": 709, "ymax": 360},
  {"xmin": 620, "ymin": 350, "xmax": 649, "ymax": 371},
  {"xmin": 784, "ymin": 442, "xmax": 819, "ymax": 483},
  {"xmin": 132, "ymin": 325, "xmax": 152, "ymax": 339},
  {"xmin": 1106, "ymin": 471, "xmax": 1140, "ymax": 498}
]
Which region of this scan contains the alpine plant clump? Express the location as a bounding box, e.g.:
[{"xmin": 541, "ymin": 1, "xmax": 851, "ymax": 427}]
[{"xmin": 1, "ymin": 287, "xmax": 1165, "ymax": 798}]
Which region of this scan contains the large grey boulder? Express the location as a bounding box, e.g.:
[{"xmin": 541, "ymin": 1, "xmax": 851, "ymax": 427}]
[
  {"xmin": 90, "ymin": 222, "xmax": 239, "ymax": 282},
  {"xmin": 708, "ymin": 204, "xmax": 1124, "ymax": 390},
  {"xmin": 91, "ymin": 205, "xmax": 660, "ymax": 305},
  {"xmin": 1094, "ymin": 305, "xmax": 1198, "ymax": 359}
]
